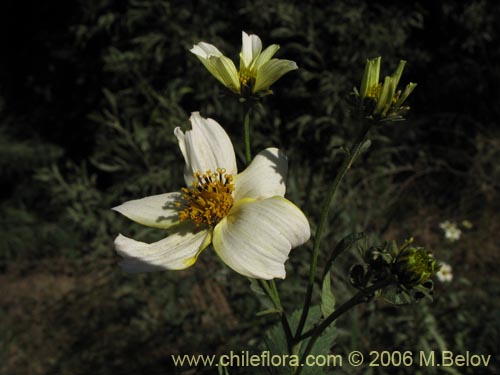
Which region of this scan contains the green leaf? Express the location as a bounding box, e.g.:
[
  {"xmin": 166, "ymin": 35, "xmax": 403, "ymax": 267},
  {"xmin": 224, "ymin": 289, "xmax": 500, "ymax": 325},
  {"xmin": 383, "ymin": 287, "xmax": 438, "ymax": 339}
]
[
  {"xmin": 249, "ymin": 278, "xmax": 266, "ymax": 296},
  {"xmin": 359, "ymin": 139, "xmax": 372, "ymax": 154},
  {"xmin": 248, "ymin": 279, "xmax": 274, "ymax": 314},
  {"xmin": 381, "ymin": 284, "xmax": 413, "ymax": 305},
  {"xmin": 256, "ymin": 308, "xmax": 282, "ymax": 317},
  {"xmin": 321, "ymin": 271, "xmax": 335, "ymax": 318},
  {"xmin": 264, "ymin": 307, "xmax": 336, "ymax": 375}
]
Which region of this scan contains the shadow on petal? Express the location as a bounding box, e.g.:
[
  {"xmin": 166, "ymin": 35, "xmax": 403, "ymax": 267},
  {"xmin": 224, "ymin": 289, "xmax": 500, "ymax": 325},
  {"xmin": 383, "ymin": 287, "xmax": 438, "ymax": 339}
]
[
  {"xmin": 155, "ymin": 200, "xmax": 182, "ymax": 225},
  {"xmin": 115, "ymin": 222, "xmax": 211, "ymax": 274},
  {"xmin": 258, "ymin": 148, "xmax": 287, "ymax": 184}
]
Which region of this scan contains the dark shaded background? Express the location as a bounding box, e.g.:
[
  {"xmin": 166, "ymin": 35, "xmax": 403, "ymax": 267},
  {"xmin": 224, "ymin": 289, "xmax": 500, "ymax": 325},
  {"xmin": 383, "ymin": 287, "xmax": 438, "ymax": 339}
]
[{"xmin": 1, "ymin": 0, "xmax": 499, "ymax": 374}]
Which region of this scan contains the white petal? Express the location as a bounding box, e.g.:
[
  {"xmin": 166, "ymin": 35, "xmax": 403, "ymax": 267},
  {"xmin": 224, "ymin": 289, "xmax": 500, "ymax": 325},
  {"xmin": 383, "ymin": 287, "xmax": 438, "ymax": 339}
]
[
  {"xmin": 175, "ymin": 112, "xmax": 237, "ymax": 186},
  {"xmin": 253, "ymin": 44, "xmax": 279, "ymax": 70},
  {"xmin": 190, "ymin": 43, "xmax": 227, "ymax": 84},
  {"xmin": 234, "ymin": 148, "xmax": 287, "ymax": 201},
  {"xmin": 254, "ymin": 59, "xmax": 298, "ymax": 93},
  {"xmin": 190, "ymin": 42, "xmax": 223, "ymax": 59},
  {"xmin": 213, "ymin": 197, "xmax": 310, "ymax": 279},
  {"xmin": 112, "ymin": 192, "xmax": 182, "ymax": 229},
  {"xmin": 241, "ymin": 31, "xmax": 262, "ymax": 69},
  {"xmin": 209, "ymin": 55, "xmax": 240, "ymax": 92},
  {"xmin": 190, "ymin": 42, "xmax": 240, "ymax": 92},
  {"xmin": 115, "ymin": 227, "xmax": 212, "ymax": 273}
]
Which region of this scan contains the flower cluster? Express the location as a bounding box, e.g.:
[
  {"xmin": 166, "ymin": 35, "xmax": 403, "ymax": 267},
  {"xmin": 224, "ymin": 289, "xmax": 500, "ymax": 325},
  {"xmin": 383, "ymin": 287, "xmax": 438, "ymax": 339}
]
[
  {"xmin": 113, "ymin": 112, "xmax": 310, "ymax": 280},
  {"xmin": 190, "ymin": 31, "xmax": 298, "ymax": 99},
  {"xmin": 350, "ymin": 239, "xmax": 438, "ymax": 305}
]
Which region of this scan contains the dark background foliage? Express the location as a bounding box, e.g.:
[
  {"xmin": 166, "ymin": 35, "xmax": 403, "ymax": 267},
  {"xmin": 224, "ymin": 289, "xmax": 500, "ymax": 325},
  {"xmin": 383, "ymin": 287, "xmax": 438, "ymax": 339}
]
[{"xmin": 1, "ymin": 0, "xmax": 499, "ymax": 374}]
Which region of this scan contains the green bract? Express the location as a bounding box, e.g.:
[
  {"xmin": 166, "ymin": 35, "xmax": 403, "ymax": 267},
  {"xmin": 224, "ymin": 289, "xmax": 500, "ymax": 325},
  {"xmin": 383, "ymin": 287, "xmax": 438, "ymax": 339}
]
[{"xmin": 190, "ymin": 31, "xmax": 298, "ymax": 98}]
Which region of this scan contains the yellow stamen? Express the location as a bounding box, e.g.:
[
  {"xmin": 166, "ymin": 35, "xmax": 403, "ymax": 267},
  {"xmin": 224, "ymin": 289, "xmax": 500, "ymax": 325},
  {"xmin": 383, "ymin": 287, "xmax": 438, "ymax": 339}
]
[
  {"xmin": 239, "ymin": 69, "xmax": 255, "ymax": 88},
  {"xmin": 366, "ymin": 83, "xmax": 383, "ymax": 101},
  {"xmin": 240, "ymin": 74, "xmax": 249, "ymax": 87},
  {"xmin": 177, "ymin": 168, "xmax": 234, "ymax": 227}
]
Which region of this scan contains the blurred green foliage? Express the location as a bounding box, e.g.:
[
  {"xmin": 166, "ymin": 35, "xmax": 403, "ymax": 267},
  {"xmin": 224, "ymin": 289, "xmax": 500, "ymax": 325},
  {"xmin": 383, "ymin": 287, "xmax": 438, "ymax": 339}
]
[{"xmin": 1, "ymin": 0, "xmax": 499, "ymax": 374}]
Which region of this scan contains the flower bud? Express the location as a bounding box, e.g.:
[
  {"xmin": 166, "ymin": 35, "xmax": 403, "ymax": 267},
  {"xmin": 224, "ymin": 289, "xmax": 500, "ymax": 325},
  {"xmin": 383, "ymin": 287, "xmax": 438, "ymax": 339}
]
[{"xmin": 393, "ymin": 247, "xmax": 437, "ymax": 287}]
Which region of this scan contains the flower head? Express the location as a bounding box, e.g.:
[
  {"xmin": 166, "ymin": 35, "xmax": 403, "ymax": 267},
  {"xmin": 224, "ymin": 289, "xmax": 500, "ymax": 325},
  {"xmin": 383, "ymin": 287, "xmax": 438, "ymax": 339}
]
[
  {"xmin": 393, "ymin": 246, "xmax": 438, "ymax": 288},
  {"xmin": 439, "ymin": 220, "xmax": 462, "ymax": 242},
  {"xmin": 190, "ymin": 31, "xmax": 298, "ymax": 98},
  {"xmin": 356, "ymin": 56, "xmax": 417, "ymax": 121},
  {"xmin": 436, "ymin": 262, "xmax": 453, "ymax": 282},
  {"xmin": 112, "ymin": 112, "xmax": 310, "ymax": 279}
]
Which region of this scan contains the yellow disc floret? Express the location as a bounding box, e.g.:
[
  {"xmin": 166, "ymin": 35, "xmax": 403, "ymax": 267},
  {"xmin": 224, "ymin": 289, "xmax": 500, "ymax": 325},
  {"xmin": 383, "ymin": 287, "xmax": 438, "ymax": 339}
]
[
  {"xmin": 366, "ymin": 83, "xmax": 383, "ymax": 101},
  {"xmin": 239, "ymin": 69, "xmax": 256, "ymax": 95},
  {"xmin": 177, "ymin": 168, "xmax": 235, "ymax": 227}
]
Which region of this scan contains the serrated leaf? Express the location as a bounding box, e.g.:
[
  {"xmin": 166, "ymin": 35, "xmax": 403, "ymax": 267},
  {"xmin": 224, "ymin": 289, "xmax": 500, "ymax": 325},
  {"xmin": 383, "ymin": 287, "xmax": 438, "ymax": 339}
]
[{"xmin": 264, "ymin": 307, "xmax": 336, "ymax": 375}]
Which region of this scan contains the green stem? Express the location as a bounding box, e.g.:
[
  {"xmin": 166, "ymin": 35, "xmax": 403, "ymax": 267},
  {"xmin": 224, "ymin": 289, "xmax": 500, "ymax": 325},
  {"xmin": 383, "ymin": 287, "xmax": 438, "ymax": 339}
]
[
  {"xmin": 243, "ymin": 103, "xmax": 295, "ymax": 347},
  {"xmin": 294, "ymin": 280, "xmax": 390, "ymax": 375},
  {"xmin": 258, "ymin": 279, "xmax": 294, "ymax": 353},
  {"xmin": 271, "ymin": 280, "xmax": 294, "ymax": 353},
  {"xmin": 294, "ymin": 120, "xmax": 372, "ymax": 340},
  {"xmin": 243, "ymin": 105, "xmax": 252, "ymax": 165},
  {"xmin": 257, "ymin": 279, "xmax": 275, "ymax": 304}
]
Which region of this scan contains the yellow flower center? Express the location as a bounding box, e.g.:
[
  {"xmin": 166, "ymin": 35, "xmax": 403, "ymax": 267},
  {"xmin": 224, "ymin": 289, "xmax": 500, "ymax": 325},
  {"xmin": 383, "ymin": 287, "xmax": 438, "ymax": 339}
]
[
  {"xmin": 177, "ymin": 168, "xmax": 235, "ymax": 227},
  {"xmin": 366, "ymin": 83, "xmax": 382, "ymax": 101},
  {"xmin": 239, "ymin": 70, "xmax": 255, "ymax": 88}
]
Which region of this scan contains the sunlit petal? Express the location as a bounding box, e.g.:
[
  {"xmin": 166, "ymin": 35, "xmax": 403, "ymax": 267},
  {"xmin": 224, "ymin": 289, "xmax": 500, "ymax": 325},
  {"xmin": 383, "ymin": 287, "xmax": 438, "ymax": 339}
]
[
  {"xmin": 254, "ymin": 59, "xmax": 298, "ymax": 93},
  {"xmin": 253, "ymin": 44, "xmax": 279, "ymax": 70},
  {"xmin": 234, "ymin": 148, "xmax": 287, "ymax": 201},
  {"xmin": 175, "ymin": 112, "xmax": 237, "ymax": 186},
  {"xmin": 112, "ymin": 192, "xmax": 182, "ymax": 229},
  {"xmin": 213, "ymin": 197, "xmax": 310, "ymax": 279},
  {"xmin": 209, "ymin": 55, "xmax": 240, "ymax": 92},
  {"xmin": 241, "ymin": 31, "xmax": 262, "ymax": 68}
]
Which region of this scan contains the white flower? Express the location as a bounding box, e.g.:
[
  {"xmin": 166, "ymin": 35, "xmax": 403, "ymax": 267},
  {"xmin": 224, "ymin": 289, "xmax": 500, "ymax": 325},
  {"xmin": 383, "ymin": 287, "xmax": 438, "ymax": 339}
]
[
  {"xmin": 436, "ymin": 262, "xmax": 453, "ymax": 282},
  {"xmin": 190, "ymin": 31, "xmax": 298, "ymax": 97},
  {"xmin": 113, "ymin": 112, "xmax": 310, "ymax": 279},
  {"xmin": 439, "ymin": 220, "xmax": 462, "ymax": 242}
]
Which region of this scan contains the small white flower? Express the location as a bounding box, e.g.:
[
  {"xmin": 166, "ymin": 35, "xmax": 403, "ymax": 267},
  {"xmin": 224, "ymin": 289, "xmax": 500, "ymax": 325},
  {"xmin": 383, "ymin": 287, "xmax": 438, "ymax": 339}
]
[
  {"xmin": 436, "ymin": 262, "xmax": 453, "ymax": 282},
  {"xmin": 439, "ymin": 220, "xmax": 462, "ymax": 242},
  {"xmin": 113, "ymin": 112, "xmax": 310, "ymax": 280},
  {"xmin": 190, "ymin": 31, "xmax": 298, "ymax": 97}
]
